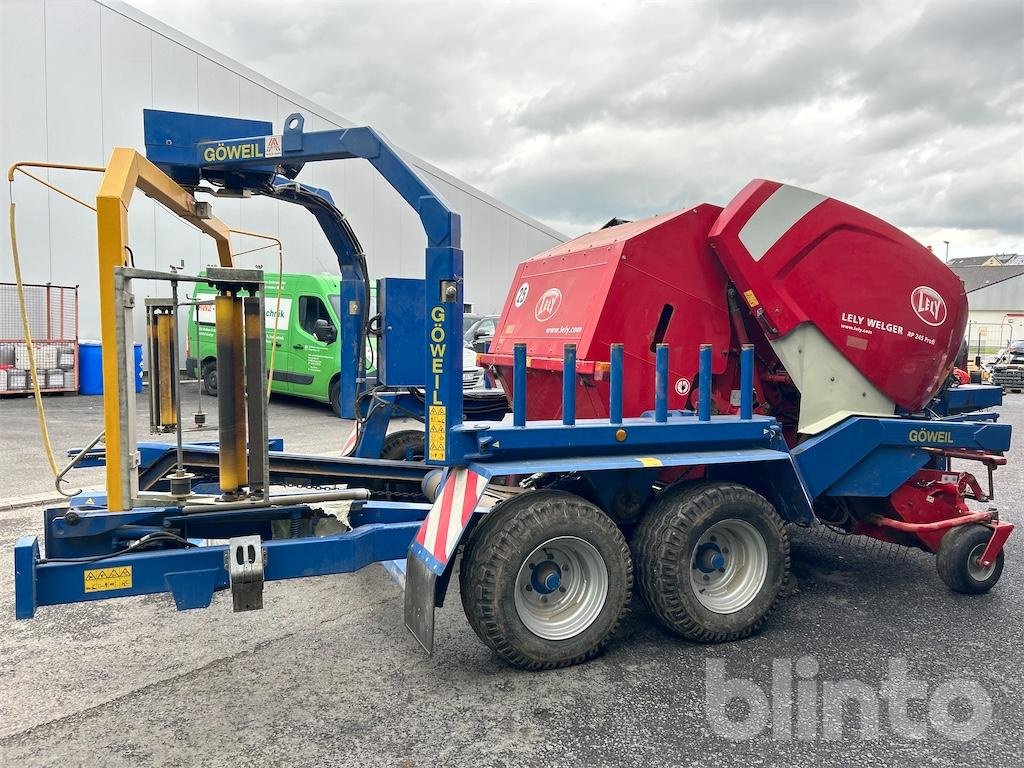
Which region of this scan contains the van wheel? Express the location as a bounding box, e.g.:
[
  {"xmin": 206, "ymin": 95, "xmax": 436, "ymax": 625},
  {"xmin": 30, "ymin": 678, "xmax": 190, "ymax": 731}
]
[
  {"xmin": 201, "ymin": 361, "xmax": 218, "ymax": 397},
  {"xmin": 329, "ymin": 378, "xmax": 341, "ymax": 417}
]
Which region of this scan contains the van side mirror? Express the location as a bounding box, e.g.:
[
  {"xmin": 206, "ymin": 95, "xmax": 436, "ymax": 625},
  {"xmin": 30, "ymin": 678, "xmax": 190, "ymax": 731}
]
[{"xmin": 313, "ymin": 319, "xmax": 337, "ymax": 343}]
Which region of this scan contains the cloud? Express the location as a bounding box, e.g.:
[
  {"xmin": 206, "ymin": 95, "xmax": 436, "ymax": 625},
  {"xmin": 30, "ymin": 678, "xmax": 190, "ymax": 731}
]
[{"xmin": 130, "ymin": 0, "xmax": 1023, "ymax": 254}]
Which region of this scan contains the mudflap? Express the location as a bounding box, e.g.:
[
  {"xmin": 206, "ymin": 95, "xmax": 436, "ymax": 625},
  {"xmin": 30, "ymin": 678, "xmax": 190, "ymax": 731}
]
[{"xmin": 404, "ymin": 553, "xmax": 437, "ymax": 654}]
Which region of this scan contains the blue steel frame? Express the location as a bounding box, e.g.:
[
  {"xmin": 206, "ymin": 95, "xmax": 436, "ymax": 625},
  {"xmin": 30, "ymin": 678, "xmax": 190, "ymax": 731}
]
[
  {"xmin": 144, "ymin": 109, "xmax": 464, "ymax": 458},
  {"xmin": 64, "ymin": 439, "xmax": 433, "ymax": 500},
  {"xmin": 14, "ymin": 327, "xmax": 1010, "ymax": 623},
  {"xmin": 15, "ymin": 507, "xmax": 424, "ymax": 619}
]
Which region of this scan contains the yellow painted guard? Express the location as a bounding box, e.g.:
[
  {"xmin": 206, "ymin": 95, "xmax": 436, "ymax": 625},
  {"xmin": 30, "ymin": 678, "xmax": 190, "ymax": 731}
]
[{"xmin": 95, "ymin": 149, "xmax": 233, "ymax": 510}]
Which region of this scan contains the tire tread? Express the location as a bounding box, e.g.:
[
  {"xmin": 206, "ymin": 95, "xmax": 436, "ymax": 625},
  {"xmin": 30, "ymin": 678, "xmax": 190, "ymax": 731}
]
[
  {"xmin": 632, "ymin": 481, "xmax": 788, "ymax": 643},
  {"xmin": 460, "ymin": 491, "xmax": 632, "ymax": 670}
]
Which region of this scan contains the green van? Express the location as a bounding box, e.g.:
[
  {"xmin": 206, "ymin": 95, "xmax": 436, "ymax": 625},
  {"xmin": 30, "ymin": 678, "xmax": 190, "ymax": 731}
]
[{"xmin": 185, "ymin": 272, "xmax": 375, "ymax": 415}]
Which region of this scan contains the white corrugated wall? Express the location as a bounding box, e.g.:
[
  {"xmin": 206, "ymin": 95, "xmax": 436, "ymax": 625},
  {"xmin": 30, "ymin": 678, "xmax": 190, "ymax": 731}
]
[{"xmin": 0, "ymin": 0, "xmax": 565, "ymax": 345}]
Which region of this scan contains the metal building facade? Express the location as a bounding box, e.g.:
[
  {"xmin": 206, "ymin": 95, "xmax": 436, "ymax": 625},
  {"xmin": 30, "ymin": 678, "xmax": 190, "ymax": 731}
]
[{"xmin": 0, "ymin": 0, "xmax": 565, "ymax": 343}]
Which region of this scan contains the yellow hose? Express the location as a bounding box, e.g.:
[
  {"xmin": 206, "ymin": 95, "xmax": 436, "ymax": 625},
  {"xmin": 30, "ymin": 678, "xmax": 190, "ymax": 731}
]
[
  {"xmin": 8, "ymin": 162, "xmax": 285, "ymax": 486},
  {"xmin": 7, "ymin": 163, "xmax": 106, "ymax": 480},
  {"xmin": 8, "ymin": 202, "xmax": 60, "ymax": 475}
]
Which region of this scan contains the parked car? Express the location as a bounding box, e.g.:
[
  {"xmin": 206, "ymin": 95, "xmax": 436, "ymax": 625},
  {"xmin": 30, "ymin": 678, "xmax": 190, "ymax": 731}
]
[
  {"xmin": 993, "ymin": 340, "xmax": 1024, "ymax": 365},
  {"xmin": 463, "ymin": 312, "xmax": 484, "ymax": 335},
  {"xmin": 465, "ymin": 314, "xmax": 499, "ymax": 352}
]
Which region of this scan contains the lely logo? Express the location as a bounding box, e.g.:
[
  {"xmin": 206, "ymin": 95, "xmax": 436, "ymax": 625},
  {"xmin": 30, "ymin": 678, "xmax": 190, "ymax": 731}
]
[
  {"xmin": 535, "ymin": 288, "xmax": 562, "ymax": 322},
  {"xmin": 911, "ymin": 286, "xmax": 947, "ymax": 327},
  {"xmin": 514, "ymin": 282, "xmax": 530, "ymax": 308}
]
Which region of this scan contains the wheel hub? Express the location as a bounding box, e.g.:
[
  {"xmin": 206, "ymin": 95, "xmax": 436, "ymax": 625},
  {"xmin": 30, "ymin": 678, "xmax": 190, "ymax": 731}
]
[
  {"xmin": 967, "ymin": 543, "xmax": 997, "ymax": 581},
  {"xmin": 694, "ymin": 542, "xmax": 727, "ymax": 573},
  {"xmin": 689, "ymin": 519, "xmax": 769, "ymax": 614},
  {"xmin": 514, "ymin": 536, "xmax": 609, "ymax": 640},
  {"xmin": 530, "ymin": 562, "xmax": 563, "ymax": 594}
]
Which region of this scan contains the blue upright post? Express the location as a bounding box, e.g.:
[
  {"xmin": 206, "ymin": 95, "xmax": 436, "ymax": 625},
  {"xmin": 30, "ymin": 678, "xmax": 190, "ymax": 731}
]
[
  {"xmin": 609, "ymin": 343, "xmax": 623, "ymax": 424},
  {"xmin": 563, "ymin": 344, "xmax": 576, "ymax": 426},
  {"xmin": 698, "ymin": 344, "xmax": 712, "ymax": 422},
  {"xmin": 513, "ymin": 343, "xmax": 527, "ymax": 427},
  {"xmin": 338, "ymin": 278, "xmax": 364, "ymax": 419},
  {"xmin": 655, "ymin": 343, "xmax": 669, "ymax": 423},
  {"xmin": 740, "ymin": 343, "xmax": 754, "ymax": 420}
]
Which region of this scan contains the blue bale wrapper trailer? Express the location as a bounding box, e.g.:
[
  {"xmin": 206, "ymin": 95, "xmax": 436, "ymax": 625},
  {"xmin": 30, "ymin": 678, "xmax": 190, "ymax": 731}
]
[{"xmin": 13, "ymin": 110, "xmax": 1013, "ymax": 670}]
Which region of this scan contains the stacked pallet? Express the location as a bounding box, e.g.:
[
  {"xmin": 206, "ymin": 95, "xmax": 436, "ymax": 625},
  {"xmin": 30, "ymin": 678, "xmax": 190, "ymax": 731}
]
[{"xmin": 0, "ymin": 343, "xmax": 76, "ymax": 393}]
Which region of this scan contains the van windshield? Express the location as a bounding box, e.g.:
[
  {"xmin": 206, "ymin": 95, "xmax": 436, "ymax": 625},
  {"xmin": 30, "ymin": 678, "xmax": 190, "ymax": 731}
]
[{"xmin": 329, "ymin": 292, "xmax": 378, "ymax": 318}]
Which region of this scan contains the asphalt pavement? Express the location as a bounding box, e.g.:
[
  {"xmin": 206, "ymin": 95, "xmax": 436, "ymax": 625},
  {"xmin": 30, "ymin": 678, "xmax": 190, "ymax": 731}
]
[{"xmin": 0, "ymin": 385, "xmax": 1021, "ymax": 767}]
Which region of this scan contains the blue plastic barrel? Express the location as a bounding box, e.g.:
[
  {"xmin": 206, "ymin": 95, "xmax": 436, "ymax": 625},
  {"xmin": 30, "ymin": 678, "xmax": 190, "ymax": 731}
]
[
  {"xmin": 78, "ymin": 341, "xmax": 144, "ymax": 394},
  {"xmin": 78, "ymin": 341, "xmax": 102, "ymax": 395}
]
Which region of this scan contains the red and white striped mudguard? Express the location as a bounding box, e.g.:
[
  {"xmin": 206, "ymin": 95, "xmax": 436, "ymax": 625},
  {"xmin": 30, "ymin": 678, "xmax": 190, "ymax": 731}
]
[
  {"xmin": 340, "ymin": 425, "xmax": 359, "ymax": 457},
  {"xmin": 409, "ymin": 468, "xmax": 489, "ymax": 574}
]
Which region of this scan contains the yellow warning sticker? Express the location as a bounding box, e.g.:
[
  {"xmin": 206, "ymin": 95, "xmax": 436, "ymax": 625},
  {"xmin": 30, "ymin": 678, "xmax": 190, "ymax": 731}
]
[
  {"xmin": 84, "ymin": 566, "xmax": 133, "ymax": 593},
  {"xmin": 428, "ymin": 405, "xmax": 447, "ymax": 461},
  {"xmin": 637, "ymin": 457, "xmax": 664, "ymax": 468},
  {"xmin": 743, "ymin": 289, "xmax": 759, "ymax": 308}
]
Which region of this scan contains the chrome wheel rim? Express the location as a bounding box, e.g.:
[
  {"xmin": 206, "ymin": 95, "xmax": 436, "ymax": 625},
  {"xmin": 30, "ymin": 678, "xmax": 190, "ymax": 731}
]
[
  {"xmin": 690, "ymin": 519, "xmax": 768, "ymax": 614},
  {"xmin": 967, "ymin": 543, "xmax": 996, "ymax": 581},
  {"xmin": 514, "ymin": 536, "xmax": 609, "ymax": 640}
]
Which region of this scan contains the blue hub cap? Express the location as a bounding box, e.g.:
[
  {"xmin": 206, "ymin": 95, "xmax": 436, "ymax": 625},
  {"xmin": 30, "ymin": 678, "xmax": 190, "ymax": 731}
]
[
  {"xmin": 689, "ymin": 519, "xmax": 769, "ymax": 614},
  {"xmin": 531, "ymin": 562, "xmax": 562, "ymax": 594},
  {"xmin": 514, "ymin": 536, "xmax": 610, "ymax": 641},
  {"xmin": 694, "ymin": 543, "xmax": 726, "ymax": 574}
]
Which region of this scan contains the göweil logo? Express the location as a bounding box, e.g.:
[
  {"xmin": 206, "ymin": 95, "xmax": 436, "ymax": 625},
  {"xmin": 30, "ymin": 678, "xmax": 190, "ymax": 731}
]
[{"xmin": 911, "ymin": 286, "xmax": 947, "ymax": 327}]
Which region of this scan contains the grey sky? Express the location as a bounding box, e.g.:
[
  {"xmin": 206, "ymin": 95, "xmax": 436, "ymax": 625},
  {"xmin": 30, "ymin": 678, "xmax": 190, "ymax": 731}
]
[{"xmin": 131, "ymin": 0, "xmax": 1022, "ymax": 258}]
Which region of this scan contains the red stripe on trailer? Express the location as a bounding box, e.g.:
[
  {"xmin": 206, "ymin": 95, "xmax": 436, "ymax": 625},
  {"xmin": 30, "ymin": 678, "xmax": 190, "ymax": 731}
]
[
  {"xmin": 413, "ymin": 468, "xmax": 489, "ymax": 567},
  {"xmin": 443, "ymin": 471, "xmax": 483, "ymax": 561},
  {"xmin": 341, "ymin": 426, "xmax": 358, "ymax": 457},
  {"xmin": 427, "ymin": 472, "xmax": 459, "ymax": 556}
]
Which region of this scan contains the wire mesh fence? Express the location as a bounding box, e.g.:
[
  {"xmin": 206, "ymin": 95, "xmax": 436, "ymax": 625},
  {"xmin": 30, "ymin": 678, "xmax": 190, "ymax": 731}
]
[
  {"xmin": 965, "ymin": 322, "xmax": 1014, "ymax": 359},
  {"xmin": 0, "ymin": 282, "xmax": 79, "ymax": 394}
]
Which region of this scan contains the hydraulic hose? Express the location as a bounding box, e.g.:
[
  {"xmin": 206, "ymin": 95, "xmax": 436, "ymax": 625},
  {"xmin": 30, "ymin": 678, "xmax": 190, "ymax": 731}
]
[
  {"xmin": 7, "ymin": 162, "xmax": 106, "ymax": 479},
  {"xmin": 8, "ymin": 201, "xmax": 59, "ymax": 475}
]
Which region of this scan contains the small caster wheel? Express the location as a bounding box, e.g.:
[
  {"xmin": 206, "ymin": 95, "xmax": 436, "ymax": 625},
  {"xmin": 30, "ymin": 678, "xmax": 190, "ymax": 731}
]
[{"xmin": 936, "ymin": 524, "xmax": 1004, "ymax": 594}]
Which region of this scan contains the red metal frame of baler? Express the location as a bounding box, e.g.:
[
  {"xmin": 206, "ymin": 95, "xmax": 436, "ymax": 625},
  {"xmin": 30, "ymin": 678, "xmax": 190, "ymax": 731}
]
[{"xmin": 852, "ymin": 446, "xmax": 1013, "ymax": 567}]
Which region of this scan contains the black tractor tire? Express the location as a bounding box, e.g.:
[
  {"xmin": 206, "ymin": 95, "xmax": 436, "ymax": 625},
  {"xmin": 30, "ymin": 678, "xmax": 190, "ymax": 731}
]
[
  {"xmin": 936, "ymin": 524, "xmax": 1004, "ymax": 594},
  {"xmin": 379, "ymin": 430, "xmax": 426, "ymax": 462},
  {"xmin": 459, "ymin": 489, "xmax": 632, "ymax": 670},
  {"xmin": 370, "ymin": 429, "xmax": 426, "ymax": 501},
  {"xmin": 201, "ymin": 360, "xmax": 218, "ymax": 397},
  {"xmin": 328, "ymin": 378, "xmax": 341, "ymax": 417},
  {"xmin": 632, "ymin": 481, "xmax": 788, "ymax": 643}
]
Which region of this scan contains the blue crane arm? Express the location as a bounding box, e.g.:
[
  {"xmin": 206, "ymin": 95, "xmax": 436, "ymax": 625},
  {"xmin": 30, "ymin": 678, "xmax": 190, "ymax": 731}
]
[
  {"xmin": 143, "ymin": 109, "xmax": 464, "ymax": 462},
  {"xmin": 266, "ymin": 177, "xmax": 369, "ymax": 417}
]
